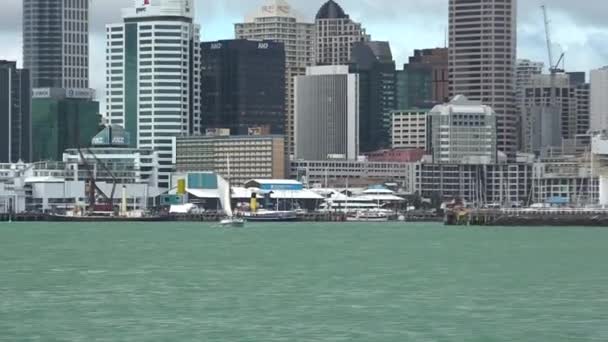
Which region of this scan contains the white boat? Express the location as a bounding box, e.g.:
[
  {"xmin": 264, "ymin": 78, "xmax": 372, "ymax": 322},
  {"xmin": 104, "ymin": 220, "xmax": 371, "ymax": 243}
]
[
  {"xmin": 220, "ymin": 217, "xmax": 246, "ymax": 227},
  {"xmin": 346, "ymin": 209, "xmax": 391, "ymax": 222},
  {"xmin": 218, "ymin": 156, "xmax": 246, "ymax": 228}
]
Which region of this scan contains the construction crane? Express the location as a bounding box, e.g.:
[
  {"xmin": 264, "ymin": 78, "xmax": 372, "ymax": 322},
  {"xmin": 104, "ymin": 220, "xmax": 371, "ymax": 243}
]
[{"xmin": 541, "ymin": 5, "xmax": 565, "ymax": 109}]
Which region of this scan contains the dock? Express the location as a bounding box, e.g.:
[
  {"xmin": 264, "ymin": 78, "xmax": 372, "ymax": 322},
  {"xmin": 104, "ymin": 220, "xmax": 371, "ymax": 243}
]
[{"xmin": 445, "ymin": 208, "xmax": 608, "ymax": 226}]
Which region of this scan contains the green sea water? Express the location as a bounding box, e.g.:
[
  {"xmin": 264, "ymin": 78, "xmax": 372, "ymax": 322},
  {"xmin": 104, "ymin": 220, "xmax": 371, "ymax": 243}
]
[{"xmin": 1, "ymin": 222, "xmax": 607, "ymax": 341}]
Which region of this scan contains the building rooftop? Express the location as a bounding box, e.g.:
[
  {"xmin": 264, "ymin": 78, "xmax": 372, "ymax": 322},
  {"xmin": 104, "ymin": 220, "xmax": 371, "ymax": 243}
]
[{"xmin": 315, "ymin": 0, "xmax": 348, "ymax": 20}]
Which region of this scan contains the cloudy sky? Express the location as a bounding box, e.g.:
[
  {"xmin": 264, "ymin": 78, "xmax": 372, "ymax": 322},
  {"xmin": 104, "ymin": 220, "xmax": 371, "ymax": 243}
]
[{"xmin": 1, "ymin": 0, "xmax": 608, "ymax": 107}]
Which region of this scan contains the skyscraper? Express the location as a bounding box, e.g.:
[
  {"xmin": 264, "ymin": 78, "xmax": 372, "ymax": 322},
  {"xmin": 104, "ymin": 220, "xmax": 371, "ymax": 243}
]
[
  {"xmin": 23, "ymin": 0, "xmax": 89, "ymax": 89},
  {"xmin": 0, "ymin": 61, "xmax": 31, "ymax": 163},
  {"xmin": 405, "ymin": 48, "xmax": 449, "ymax": 105},
  {"xmin": 105, "ymin": 0, "xmax": 201, "ymax": 189},
  {"xmin": 350, "ymin": 41, "xmax": 396, "ymax": 152},
  {"xmin": 590, "ymin": 67, "xmax": 608, "ymax": 133},
  {"xmin": 521, "ymin": 74, "xmax": 572, "ymax": 154},
  {"xmin": 295, "ymin": 65, "xmax": 359, "ymax": 160},
  {"xmin": 514, "ymin": 59, "xmax": 543, "ymax": 149},
  {"xmin": 200, "ymin": 39, "xmax": 286, "ymax": 135},
  {"xmin": 235, "ymin": 0, "xmax": 314, "ymax": 157},
  {"xmin": 448, "ymin": 0, "xmax": 517, "ymax": 157},
  {"xmin": 314, "ymin": 0, "xmax": 370, "ymax": 66}
]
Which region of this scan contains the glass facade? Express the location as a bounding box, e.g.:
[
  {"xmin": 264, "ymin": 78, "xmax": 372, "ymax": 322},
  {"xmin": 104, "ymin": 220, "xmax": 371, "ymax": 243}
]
[
  {"xmin": 31, "ymin": 98, "xmax": 100, "ymax": 161},
  {"xmin": 124, "ymin": 23, "xmax": 138, "ymax": 147},
  {"xmin": 201, "ymin": 40, "xmax": 286, "ymax": 135}
]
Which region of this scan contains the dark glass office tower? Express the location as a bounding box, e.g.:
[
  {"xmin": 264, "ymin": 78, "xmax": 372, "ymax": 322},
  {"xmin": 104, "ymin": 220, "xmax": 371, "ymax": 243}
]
[
  {"xmin": 0, "ymin": 61, "xmax": 31, "ymax": 163},
  {"xmin": 350, "ymin": 41, "xmax": 396, "ymax": 152},
  {"xmin": 201, "ymin": 39, "xmax": 286, "ymax": 135},
  {"xmin": 23, "ymin": 0, "xmax": 89, "ymax": 89}
]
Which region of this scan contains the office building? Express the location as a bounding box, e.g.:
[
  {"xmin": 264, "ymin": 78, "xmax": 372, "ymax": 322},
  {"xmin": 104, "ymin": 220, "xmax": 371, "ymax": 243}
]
[
  {"xmin": 591, "ymin": 67, "xmax": 608, "ymax": 133},
  {"xmin": 295, "ymin": 65, "xmax": 359, "ymax": 160},
  {"xmin": 314, "ymin": 0, "xmax": 370, "ymax": 65},
  {"xmin": 429, "ymin": 95, "xmax": 497, "ymax": 164},
  {"xmin": 397, "ymin": 48, "xmax": 448, "ymax": 110},
  {"xmin": 291, "ymin": 159, "xmax": 418, "ymax": 190},
  {"xmin": 573, "ymin": 82, "xmax": 590, "ymax": 141},
  {"xmin": 23, "ymin": 0, "xmax": 90, "ymax": 89},
  {"xmin": 515, "ymin": 59, "xmax": 544, "ymax": 147},
  {"xmin": 31, "ymin": 88, "xmax": 100, "ymax": 162},
  {"xmin": 0, "ymin": 61, "xmax": 31, "ymax": 163},
  {"xmin": 521, "ymin": 73, "xmax": 591, "ymax": 154},
  {"xmin": 201, "ymin": 39, "xmax": 286, "ymax": 135},
  {"xmin": 515, "ymin": 60, "xmax": 544, "ymax": 106},
  {"xmin": 391, "ymin": 109, "xmax": 428, "ymax": 150},
  {"xmin": 176, "ymin": 133, "xmax": 286, "ymax": 186},
  {"xmin": 105, "ymin": 0, "xmax": 201, "ymax": 189},
  {"xmin": 449, "ymin": 0, "xmax": 517, "ymax": 157},
  {"xmin": 350, "ymin": 41, "xmax": 396, "ymax": 152},
  {"xmin": 63, "ymin": 125, "xmax": 161, "ymax": 188},
  {"xmin": 235, "ymin": 0, "xmax": 314, "ymax": 156}
]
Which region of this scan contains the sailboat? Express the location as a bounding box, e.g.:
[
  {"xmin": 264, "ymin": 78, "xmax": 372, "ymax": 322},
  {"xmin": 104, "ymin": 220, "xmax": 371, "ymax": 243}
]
[{"xmin": 219, "ymin": 156, "xmax": 245, "ymax": 227}]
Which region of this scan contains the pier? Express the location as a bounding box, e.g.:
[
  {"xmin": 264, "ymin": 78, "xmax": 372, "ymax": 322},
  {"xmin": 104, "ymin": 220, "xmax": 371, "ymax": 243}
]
[{"xmin": 445, "ymin": 208, "xmax": 608, "ymax": 226}]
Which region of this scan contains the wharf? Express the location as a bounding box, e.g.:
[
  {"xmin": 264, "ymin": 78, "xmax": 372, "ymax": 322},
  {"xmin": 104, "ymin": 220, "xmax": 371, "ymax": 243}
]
[
  {"xmin": 0, "ymin": 212, "xmax": 349, "ymax": 223},
  {"xmin": 445, "ymin": 208, "xmax": 608, "ymax": 226}
]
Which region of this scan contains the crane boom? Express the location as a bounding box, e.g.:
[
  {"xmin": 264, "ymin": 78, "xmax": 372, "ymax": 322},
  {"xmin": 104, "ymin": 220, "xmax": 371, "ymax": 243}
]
[{"xmin": 541, "ymin": 5, "xmax": 554, "ymax": 72}]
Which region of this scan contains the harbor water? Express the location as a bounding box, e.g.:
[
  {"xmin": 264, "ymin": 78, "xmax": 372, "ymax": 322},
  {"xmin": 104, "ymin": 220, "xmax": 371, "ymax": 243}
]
[{"xmin": 1, "ymin": 222, "xmax": 607, "ymax": 341}]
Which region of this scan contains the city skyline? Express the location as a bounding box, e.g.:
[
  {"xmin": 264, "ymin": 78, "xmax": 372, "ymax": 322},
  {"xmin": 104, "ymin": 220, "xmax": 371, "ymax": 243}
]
[{"xmin": 0, "ymin": 0, "xmax": 607, "ymax": 109}]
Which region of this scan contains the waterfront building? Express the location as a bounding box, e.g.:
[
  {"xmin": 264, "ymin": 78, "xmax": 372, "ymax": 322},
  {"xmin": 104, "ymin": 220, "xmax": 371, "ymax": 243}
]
[
  {"xmin": 397, "ymin": 48, "xmax": 448, "ymax": 110},
  {"xmin": 391, "ymin": 109, "xmax": 428, "ymax": 150},
  {"xmin": 63, "ymin": 125, "xmax": 161, "ymax": 188},
  {"xmin": 365, "ymin": 149, "xmax": 425, "ymax": 163},
  {"xmin": 449, "ymin": 0, "xmax": 517, "ymax": 158},
  {"xmin": 294, "ymin": 65, "xmax": 359, "ymax": 160},
  {"xmin": 201, "ymin": 39, "xmax": 286, "ymax": 135},
  {"xmin": 291, "ymin": 159, "xmax": 418, "ymax": 190},
  {"xmin": 590, "ymin": 67, "xmax": 608, "ymax": 133},
  {"xmin": 0, "ymin": 61, "xmax": 31, "ymax": 163},
  {"xmin": 105, "ymin": 0, "xmax": 202, "ymax": 189},
  {"xmin": 23, "ymin": 0, "xmax": 89, "ymax": 89},
  {"xmin": 314, "ymin": 0, "xmax": 370, "ymax": 66},
  {"xmin": 31, "ymin": 88, "xmax": 100, "ymax": 162},
  {"xmin": 428, "ymin": 96, "xmax": 497, "ymax": 165},
  {"xmin": 349, "ymin": 41, "xmax": 396, "ymax": 152},
  {"xmin": 0, "ymin": 161, "xmax": 164, "ymax": 213},
  {"xmin": 235, "ymin": 0, "xmax": 314, "ymax": 156},
  {"xmin": 175, "ymin": 132, "xmax": 286, "ymax": 186}
]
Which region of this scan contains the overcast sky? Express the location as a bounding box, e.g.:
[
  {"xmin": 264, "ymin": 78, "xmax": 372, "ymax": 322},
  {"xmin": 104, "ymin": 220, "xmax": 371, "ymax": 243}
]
[{"xmin": 1, "ymin": 0, "xmax": 608, "ymax": 107}]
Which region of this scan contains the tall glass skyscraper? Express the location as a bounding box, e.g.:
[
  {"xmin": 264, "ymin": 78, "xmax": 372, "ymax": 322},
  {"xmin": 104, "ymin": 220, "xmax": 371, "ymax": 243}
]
[
  {"xmin": 105, "ymin": 0, "xmax": 201, "ymax": 189},
  {"xmin": 23, "ymin": 0, "xmax": 89, "ymax": 89}
]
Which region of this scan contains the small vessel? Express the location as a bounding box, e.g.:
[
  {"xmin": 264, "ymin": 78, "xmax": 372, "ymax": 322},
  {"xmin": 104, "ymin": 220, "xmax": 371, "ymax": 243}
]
[
  {"xmin": 346, "ymin": 209, "xmax": 390, "ymax": 222},
  {"xmin": 243, "ymin": 209, "xmax": 298, "ymax": 222},
  {"xmin": 218, "ymin": 156, "xmax": 246, "ymax": 228},
  {"xmin": 220, "ymin": 216, "xmax": 246, "ymax": 227}
]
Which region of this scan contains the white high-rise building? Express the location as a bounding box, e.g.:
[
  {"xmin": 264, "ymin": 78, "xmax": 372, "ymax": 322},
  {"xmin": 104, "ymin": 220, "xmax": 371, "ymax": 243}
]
[
  {"xmin": 591, "ymin": 67, "xmax": 608, "ymax": 133},
  {"xmin": 105, "ymin": 0, "xmax": 201, "ymax": 189},
  {"xmin": 448, "ymin": 0, "xmax": 517, "ymax": 157},
  {"xmin": 295, "ymin": 65, "xmax": 359, "ymax": 160},
  {"xmin": 429, "ymin": 95, "xmax": 497, "ymax": 165},
  {"xmin": 314, "ymin": 0, "xmax": 370, "ymax": 66},
  {"xmin": 235, "ymin": 0, "xmax": 314, "ymax": 157}
]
